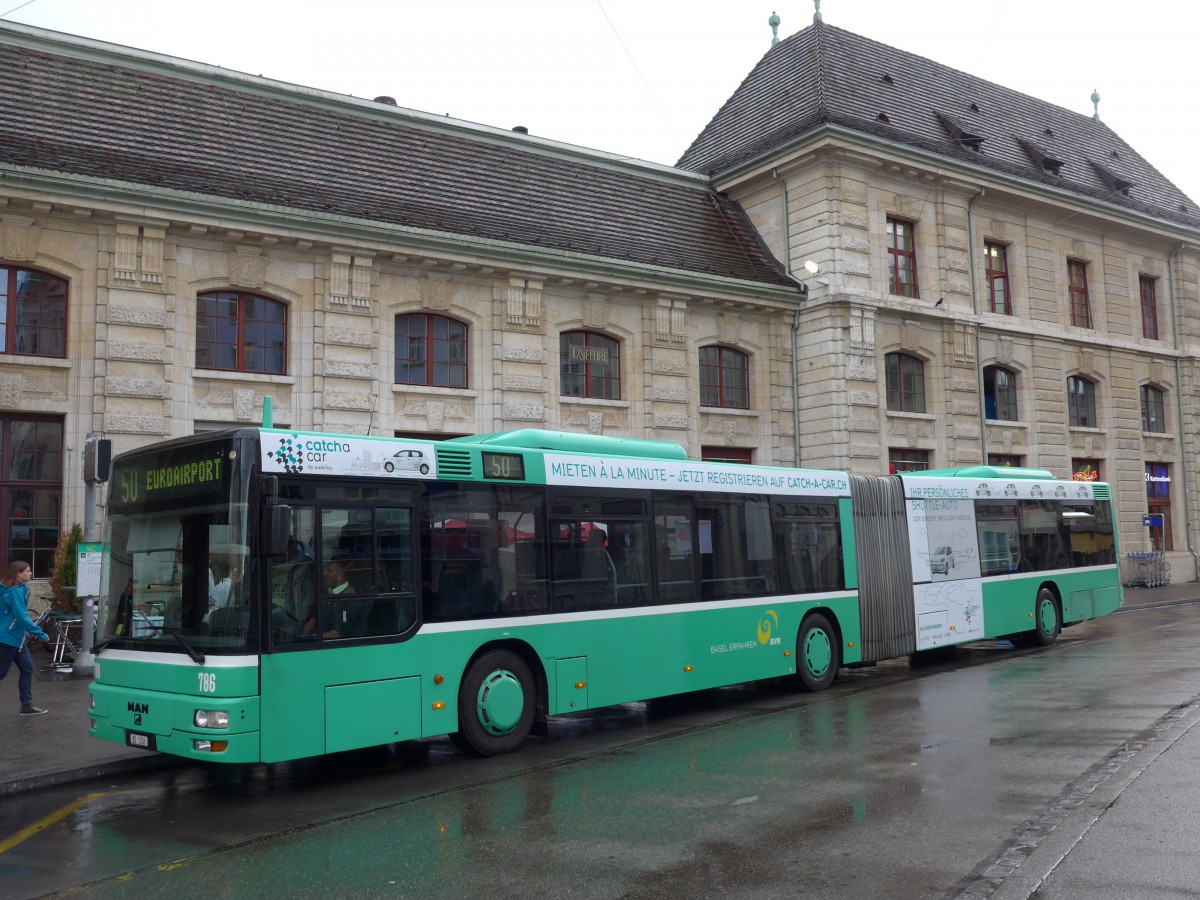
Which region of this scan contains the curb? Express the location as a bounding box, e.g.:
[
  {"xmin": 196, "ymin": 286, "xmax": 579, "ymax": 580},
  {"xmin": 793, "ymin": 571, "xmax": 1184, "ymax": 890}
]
[
  {"xmin": 1114, "ymin": 595, "xmax": 1200, "ymax": 614},
  {"xmin": 0, "ymin": 753, "xmax": 188, "ymax": 796}
]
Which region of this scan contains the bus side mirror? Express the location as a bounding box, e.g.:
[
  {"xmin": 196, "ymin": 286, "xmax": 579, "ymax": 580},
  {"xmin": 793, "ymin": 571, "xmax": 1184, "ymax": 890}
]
[{"xmin": 262, "ymin": 505, "xmax": 292, "ymax": 557}]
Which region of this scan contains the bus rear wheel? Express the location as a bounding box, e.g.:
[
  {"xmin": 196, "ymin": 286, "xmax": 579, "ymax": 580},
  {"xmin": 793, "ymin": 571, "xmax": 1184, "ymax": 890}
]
[
  {"xmin": 1032, "ymin": 588, "xmax": 1061, "ymax": 646},
  {"xmin": 797, "ymin": 613, "xmax": 839, "ymax": 692},
  {"xmin": 452, "ymin": 649, "xmax": 535, "ymax": 756}
]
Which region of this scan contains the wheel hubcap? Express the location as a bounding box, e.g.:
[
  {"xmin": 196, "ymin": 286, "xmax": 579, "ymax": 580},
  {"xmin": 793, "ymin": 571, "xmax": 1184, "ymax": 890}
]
[
  {"xmin": 1039, "ymin": 599, "xmax": 1056, "ymax": 634},
  {"xmin": 475, "ymin": 668, "xmax": 525, "ymax": 736},
  {"xmin": 803, "ymin": 629, "xmax": 832, "ymax": 678}
]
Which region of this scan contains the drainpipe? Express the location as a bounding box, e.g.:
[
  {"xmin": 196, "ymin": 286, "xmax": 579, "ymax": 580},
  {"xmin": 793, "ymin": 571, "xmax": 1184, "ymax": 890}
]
[
  {"xmin": 1167, "ymin": 243, "xmax": 1199, "ymax": 581},
  {"xmin": 774, "ymin": 166, "xmax": 807, "ymax": 466},
  {"xmin": 965, "ymin": 187, "xmax": 986, "ymax": 463}
]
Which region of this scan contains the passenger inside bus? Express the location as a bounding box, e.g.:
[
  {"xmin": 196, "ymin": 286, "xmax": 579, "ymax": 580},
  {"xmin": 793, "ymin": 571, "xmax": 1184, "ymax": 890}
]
[{"xmin": 314, "ymin": 556, "xmax": 366, "ymax": 639}]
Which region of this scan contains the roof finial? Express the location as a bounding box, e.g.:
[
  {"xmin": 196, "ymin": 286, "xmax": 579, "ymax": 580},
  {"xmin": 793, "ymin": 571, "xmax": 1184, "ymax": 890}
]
[
  {"xmin": 769, "ymin": 10, "xmax": 781, "ymax": 46},
  {"xmin": 1091, "ymin": 88, "xmax": 1101, "ymax": 121},
  {"xmin": 813, "ymin": 0, "xmax": 823, "ymax": 23}
]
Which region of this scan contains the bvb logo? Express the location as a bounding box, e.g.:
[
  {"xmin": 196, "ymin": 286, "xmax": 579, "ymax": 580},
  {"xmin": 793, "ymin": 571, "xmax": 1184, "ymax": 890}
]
[
  {"xmin": 757, "ymin": 609, "xmax": 779, "ymax": 645},
  {"xmin": 266, "ymin": 434, "xmax": 304, "ymax": 475}
]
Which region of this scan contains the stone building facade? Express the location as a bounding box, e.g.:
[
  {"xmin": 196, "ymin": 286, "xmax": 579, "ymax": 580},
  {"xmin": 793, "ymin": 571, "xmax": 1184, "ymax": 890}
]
[{"xmin": 2, "ymin": 18, "xmax": 1199, "ymax": 581}]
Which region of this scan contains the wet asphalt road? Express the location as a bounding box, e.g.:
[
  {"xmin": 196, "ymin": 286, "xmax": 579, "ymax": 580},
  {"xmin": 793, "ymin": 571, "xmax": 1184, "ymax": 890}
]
[{"xmin": 4, "ymin": 602, "xmax": 1200, "ymax": 899}]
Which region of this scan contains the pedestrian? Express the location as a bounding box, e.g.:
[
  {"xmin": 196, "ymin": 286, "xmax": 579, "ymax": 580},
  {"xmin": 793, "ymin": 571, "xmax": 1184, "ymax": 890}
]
[{"xmin": 0, "ymin": 560, "xmax": 51, "ymax": 716}]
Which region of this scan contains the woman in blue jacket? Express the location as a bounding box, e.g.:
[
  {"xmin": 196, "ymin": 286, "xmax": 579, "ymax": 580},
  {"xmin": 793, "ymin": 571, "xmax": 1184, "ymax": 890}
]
[{"xmin": 0, "ymin": 560, "xmax": 50, "ymax": 716}]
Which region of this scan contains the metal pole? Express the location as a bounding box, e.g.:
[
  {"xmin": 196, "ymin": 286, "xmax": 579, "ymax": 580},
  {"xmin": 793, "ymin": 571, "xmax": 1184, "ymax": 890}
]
[{"xmin": 73, "ymin": 435, "xmax": 100, "ymax": 675}]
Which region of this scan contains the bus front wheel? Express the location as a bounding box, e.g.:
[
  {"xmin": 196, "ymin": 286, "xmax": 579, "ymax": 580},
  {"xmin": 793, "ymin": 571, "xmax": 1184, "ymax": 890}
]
[
  {"xmin": 453, "ymin": 649, "xmax": 535, "ymax": 756},
  {"xmin": 1032, "ymin": 588, "xmax": 1061, "ymax": 646},
  {"xmin": 797, "ymin": 613, "xmax": 839, "ymax": 692}
]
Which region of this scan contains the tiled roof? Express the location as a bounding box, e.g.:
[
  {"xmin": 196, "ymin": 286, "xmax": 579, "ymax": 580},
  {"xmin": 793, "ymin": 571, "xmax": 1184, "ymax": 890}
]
[
  {"xmin": 0, "ymin": 28, "xmax": 796, "ymax": 292},
  {"xmin": 678, "ymin": 24, "xmax": 1199, "ymax": 229}
]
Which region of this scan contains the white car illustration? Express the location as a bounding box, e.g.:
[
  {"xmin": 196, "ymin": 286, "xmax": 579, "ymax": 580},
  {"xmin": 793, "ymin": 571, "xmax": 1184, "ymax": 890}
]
[
  {"xmin": 383, "ymin": 448, "xmax": 430, "ymax": 475},
  {"xmin": 930, "ymin": 545, "xmax": 955, "ymax": 574}
]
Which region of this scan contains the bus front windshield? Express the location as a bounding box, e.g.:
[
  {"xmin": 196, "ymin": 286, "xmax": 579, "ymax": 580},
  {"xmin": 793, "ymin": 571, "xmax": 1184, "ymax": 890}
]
[{"xmin": 98, "ymin": 503, "xmax": 254, "ymax": 655}]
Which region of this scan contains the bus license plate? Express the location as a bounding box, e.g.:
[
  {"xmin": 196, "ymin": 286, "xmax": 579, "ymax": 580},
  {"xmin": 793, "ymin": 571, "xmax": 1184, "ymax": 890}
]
[{"xmin": 126, "ymin": 731, "xmax": 157, "ymax": 751}]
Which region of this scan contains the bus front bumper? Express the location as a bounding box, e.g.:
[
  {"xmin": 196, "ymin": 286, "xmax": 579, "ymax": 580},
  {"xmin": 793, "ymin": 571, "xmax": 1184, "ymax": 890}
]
[{"xmin": 89, "ymin": 682, "xmax": 261, "ymax": 764}]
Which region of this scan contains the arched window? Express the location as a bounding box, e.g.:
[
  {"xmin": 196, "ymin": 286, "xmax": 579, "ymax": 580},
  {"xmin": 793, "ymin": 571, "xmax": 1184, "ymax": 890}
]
[
  {"xmin": 394, "ymin": 313, "xmax": 468, "ymax": 388},
  {"xmin": 196, "ymin": 291, "xmax": 287, "ymax": 374},
  {"xmin": 0, "ymin": 266, "xmax": 67, "ymax": 358},
  {"xmin": 1141, "ymin": 385, "xmax": 1166, "ymax": 433},
  {"xmin": 983, "ymin": 365, "xmax": 1018, "ymax": 421},
  {"xmin": 560, "ymin": 331, "xmax": 620, "ymax": 400},
  {"xmin": 699, "ymin": 346, "xmax": 749, "ymax": 409},
  {"xmin": 1067, "ymin": 376, "xmax": 1097, "ymax": 428},
  {"xmin": 885, "ymin": 352, "xmax": 925, "ymax": 413}
]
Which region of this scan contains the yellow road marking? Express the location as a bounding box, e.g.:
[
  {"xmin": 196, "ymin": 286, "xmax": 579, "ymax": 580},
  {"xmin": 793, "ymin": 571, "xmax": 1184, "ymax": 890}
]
[{"xmin": 0, "ymin": 789, "xmax": 143, "ymax": 856}]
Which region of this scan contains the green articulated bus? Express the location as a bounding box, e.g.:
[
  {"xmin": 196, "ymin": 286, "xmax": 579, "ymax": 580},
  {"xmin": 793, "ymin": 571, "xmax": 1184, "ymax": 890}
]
[{"xmin": 89, "ymin": 426, "xmax": 1121, "ymax": 763}]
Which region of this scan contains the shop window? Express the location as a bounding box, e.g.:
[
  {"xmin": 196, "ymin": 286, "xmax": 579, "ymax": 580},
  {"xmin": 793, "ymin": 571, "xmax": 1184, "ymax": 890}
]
[
  {"xmin": 889, "ymin": 449, "xmax": 930, "ymax": 473},
  {"xmin": 1146, "ymin": 463, "xmax": 1173, "ymax": 551},
  {"xmin": 560, "ymin": 331, "xmax": 620, "ymax": 400},
  {"xmin": 0, "ymin": 415, "xmax": 63, "ymax": 578}
]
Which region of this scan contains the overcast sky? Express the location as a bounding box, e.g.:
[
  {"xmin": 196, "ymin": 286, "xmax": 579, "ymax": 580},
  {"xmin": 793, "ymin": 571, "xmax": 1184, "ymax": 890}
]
[{"xmin": 4, "ymin": 0, "xmax": 1198, "ymax": 204}]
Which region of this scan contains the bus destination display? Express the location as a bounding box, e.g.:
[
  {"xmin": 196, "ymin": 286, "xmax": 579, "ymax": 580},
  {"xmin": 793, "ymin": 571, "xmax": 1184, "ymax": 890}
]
[{"xmin": 482, "ymin": 452, "xmax": 525, "ymax": 481}]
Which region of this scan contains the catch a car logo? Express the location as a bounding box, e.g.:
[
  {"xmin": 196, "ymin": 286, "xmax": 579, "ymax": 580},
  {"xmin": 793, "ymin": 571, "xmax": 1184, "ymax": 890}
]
[{"xmin": 266, "ymin": 434, "xmax": 304, "ymax": 474}]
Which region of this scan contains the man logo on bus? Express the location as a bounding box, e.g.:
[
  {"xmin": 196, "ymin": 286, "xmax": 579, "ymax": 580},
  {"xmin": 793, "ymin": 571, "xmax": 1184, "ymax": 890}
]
[
  {"xmin": 757, "ymin": 609, "xmax": 779, "ymax": 645},
  {"xmin": 266, "ymin": 435, "xmax": 304, "ymax": 474}
]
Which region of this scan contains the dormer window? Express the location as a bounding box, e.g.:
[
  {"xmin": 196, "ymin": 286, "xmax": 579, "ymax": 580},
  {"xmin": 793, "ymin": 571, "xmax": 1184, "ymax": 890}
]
[
  {"xmin": 877, "ymin": 112, "xmax": 891, "ymax": 124},
  {"xmin": 1091, "ymin": 160, "xmax": 1133, "ymax": 196},
  {"xmin": 880, "ymin": 73, "xmax": 894, "ymax": 85},
  {"xmin": 1018, "ymin": 138, "xmax": 1064, "ymax": 176},
  {"xmin": 935, "ymin": 111, "xmax": 983, "ymax": 152}
]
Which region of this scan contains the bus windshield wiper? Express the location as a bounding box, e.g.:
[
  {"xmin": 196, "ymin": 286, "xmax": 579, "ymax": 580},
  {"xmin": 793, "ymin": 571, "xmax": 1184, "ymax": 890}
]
[{"xmin": 162, "ymin": 628, "xmax": 206, "ymax": 664}]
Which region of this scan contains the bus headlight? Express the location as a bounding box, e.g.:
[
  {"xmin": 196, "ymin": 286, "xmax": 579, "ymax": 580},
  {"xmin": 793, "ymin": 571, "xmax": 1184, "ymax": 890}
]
[{"xmin": 194, "ymin": 710, "xmax": 229, "ymax": 729}]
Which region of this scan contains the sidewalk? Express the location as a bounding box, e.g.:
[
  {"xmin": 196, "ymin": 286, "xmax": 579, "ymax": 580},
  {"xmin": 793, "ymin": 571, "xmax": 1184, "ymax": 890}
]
[{"xmin": 1, "ymin": 581, "xmax": 1198, "ymax": 797}]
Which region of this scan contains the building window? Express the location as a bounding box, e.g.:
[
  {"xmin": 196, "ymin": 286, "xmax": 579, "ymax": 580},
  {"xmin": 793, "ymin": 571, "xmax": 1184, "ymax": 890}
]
[
  {"xmin": 560, "ymin": 331, "xmax": 621, "ymax": 400},
  {"xmin": 1141, "ymin": 385, "xmax": 1166, "ymax": 433},
  {"xmin": 988, "ymin": 454, "xmax": 1022, "ymax": 468},
  {"xmin": 889, "ymin": 449, "xmax": 929, "ymax": 473},
  {"xmin": 885, "ymin": 352, "xmax": 925, "ymax": 413},
  {"xmin": 1067, "ymin": 259, "xmax": 1091, "ymax": 328},
  {"xmin": 1146, "ymin": 463, "xmax": 1173, "ymax": 551},
  {"xmin": 887, "ymin": 218, "xmax": 919, "ymax": 298},
  {"xmin": 1140, "ymin": 275, "xmax": 1159, "ymax": 340},
  {"xmin": 985, "ymin": 242, "xmax": 1011, "ymax": 315},
  {"xmin": 983, "ymin": 365, "xmax": 1018, "ymax": 421},
  {"xmin": 1067, "ymin": 375, "xmax": 1097, "ymax": 428},
  {"xmin": 394, "ymin": 313, "xmax": 468, "ymax": 388},
  {"xmin": 699, "ymin": 346, "xmax": 749, "ymax": 409},
  {"xmin": 701, "ymin": 446, "xmax": 753, "ymax": 464},
  {"xmin": 196, "ymin": 291, "xmax": 287, "ymax": 374},
  {"xmin": 1073, "ymin": 459, "xmax": 1102, "ymax": 483},
  {"xmin": 0, "ymin": 415, "xmax": 62, "ymax": 578},
  {"xmin": 0, "ymin": 266, "xmax": 67, "ymax": 358}
]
